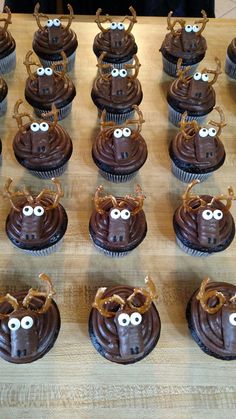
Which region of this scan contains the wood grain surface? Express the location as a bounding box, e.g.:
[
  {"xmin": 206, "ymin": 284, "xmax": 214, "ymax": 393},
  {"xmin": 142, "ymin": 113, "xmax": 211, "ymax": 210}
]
[{"xmin": 0, "ymin": 14, "xmax": 236, "ymax": 419}]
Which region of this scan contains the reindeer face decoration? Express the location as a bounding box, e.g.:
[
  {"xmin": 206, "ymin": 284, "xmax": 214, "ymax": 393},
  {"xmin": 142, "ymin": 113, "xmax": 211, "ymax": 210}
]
[
  {"xmin": 90, "ymin": 277, "xmax": 160, "ymax": 363},
  {"xmin": 95, "ymin": 7, "xmax": 137, "ymax": 53},
  {"xmin": 0, "ymin": 274, "xmax": 60, "ymax": 363},
  {"xmin": 182, "ymin": 180, "xmax": 235, "ymax": 248},
  {"xmin": 33, "ymin": 3, "xmax": 74, "ymax": 49}
]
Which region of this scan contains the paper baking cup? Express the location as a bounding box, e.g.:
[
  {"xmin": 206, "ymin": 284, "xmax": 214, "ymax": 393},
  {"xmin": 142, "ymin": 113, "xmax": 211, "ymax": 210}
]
[
  {"xmin": 39, "ymin": 51, "xmax": 76, "ymax": 72},
  {"xmin": 176, "ymin": 237, "xmax": 210, "ymax": 257},
  {"xmin": 98, "ymin": 109, "xmax": 135, "ymax": 125},
  {"xmin": 99, "ymin": 169, "xmax": 138, "ymax": 183},
  {"xmin": 0, "ymin": 49, "xmax": 16, "ymax": 74},
  {"xmin": 171, "ymin": 162, "xmax": 211, "ymax": 183},
  {"xmin": 0, "ymin": 95, "xmax": 7, "ymax": 116},
  {"xmin": 14, "ymin": 239, "xmax": 63, "ymax": 256},
  {"xmin": 162, "ymin": 56, "xmax": 198, "ymax": 78},
  {"xmin": 168, "ymin": 105, "xmax": 206, "ymax": 127},
  {"xmin": 102, "ymin": 58, "xmax": 134, "ymax": 74},
  {"xmin": 29, "ymin": 163, "xmax": 68, "ymax": 179},
  {"xmin": 34, "ymin": 102, "xmax": 72, "ymax": 121},
  {"xmin": 225, "ymin": 55, "xmax": 236, "ymax": 79}
]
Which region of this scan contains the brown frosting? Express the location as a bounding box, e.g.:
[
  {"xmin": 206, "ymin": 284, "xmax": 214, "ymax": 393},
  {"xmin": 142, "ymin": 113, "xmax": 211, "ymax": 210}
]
[
  {"xmin": 33, "ymin": 27, "xmax": 77, "ymax": 57},
  {"xmin": 160, "ymin": 31, "xmax": 206, "ymax": 61},
  {"xmin": 0, "ymin": 76, "xmax": 7, "ymax": 101},
  {"xmin": 93, "ymin": 31, "xmax": 137, "ymax": 61},
  {"xmin": 227, "ymin": 38, "xmax": 236, "ymax": 64},
  {"xmin": 89, "ymin": 284, "xmax": 160, "ymax": 364},
  {"xmin": 13, "ymin": 122, "xmax": 72, "ymax": 170},
  {"xmin": 189, "ymin": 281, "xmax": 236, "ymax": 359},
  {"xmin": 0, "ymin": 7, "xmax": 15, "ymax": 59}
]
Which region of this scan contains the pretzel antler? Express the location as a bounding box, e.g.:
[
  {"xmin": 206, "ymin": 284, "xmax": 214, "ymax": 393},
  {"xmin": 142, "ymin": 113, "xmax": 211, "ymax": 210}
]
[
  {"xmin": 94, "ymin": 185, "xmax": 117, "ymax": 215},
  {"xmin": 196, "ymin": 277, "xmax": 226, "ymax": 314},
  {"xmin": 124, "ymin": 55, "xmax": 141, "ymax": 80},
  {"xmin": 122, "ymin": 6, "xmax": 137, "ymax": 34},
  {"xmin": 4, "ymin": 178, "xmax": 34, "ymax": 211},
  {"xmin": 23, "ymin": 273, "xmax": 56, "ymax": 314},
  {"xmin": 35, "ymin": 178, "xmax": 64, "ymax": 210},
  {"xmin": 42, "ymin": 103, "xmax": 59, "ymax": 131},
  {"xmin": 179, "ymin": 111, "xmax": 199, "ymax": 140},
  {"xmin": 126, "ymin": 277, "xmax": 157, "ymax": 314},
  {"xmin": 95, "ymin": 8, "xmax": 112, "ymax": 33},
  {"xmin": 13, "ymin": 99, "xmax": 35, "ymax": 133},
  {"xmin": 23, "ymin": 51, "xmax": 41, "ymax": 80},
  {"xmin": 33, "ymin": 2, "xmax": 49, "ymax": 31},
  {"xmin": 0, "ymin": 294, "xmax": 19, "ymax": 319},
  {"xmin": 0, "ymin": 6, "xmax": 12, "ymax": 33},
  {"xmin": 207, "ymin": 106, "xmax": 226, "ymax": 137},
  {"xmin": 100, "ymin": 105, "xmax": 144, "ymax": 139},
  {"xmin": 177, "ymin": 58, "xmax": 191, "ymax": 84},
  {"xmin": 123, "ymin": 185, "xmax": 146, "ymax": 216},
  {"xmin": 201, "ymin": 57, "xmax": 222, "ymax": 86},
  {"xmin": 92, "ymin": 287, "xmax": 126, "ymax": 318},
  {"xmin": 167, "ymin": 11, "xmax": 185, "ymax": 36},
  {"xmin": 210, "ymin": 186, "xmax": 236, "ymax": 211},
  {"xmin": 193, "ymin": 10, "xmax": 209, "ymax": 36},
  {"xmin": 182, "ymin": 180, "xmax": 207, "ymax": 213},
  {"xmin": 97, "ymin": 52, "xmax": 112, "ymax": 81},
  {"xmin": 58, "ymin": 4, "xmax": 74, "ymax": 31}
]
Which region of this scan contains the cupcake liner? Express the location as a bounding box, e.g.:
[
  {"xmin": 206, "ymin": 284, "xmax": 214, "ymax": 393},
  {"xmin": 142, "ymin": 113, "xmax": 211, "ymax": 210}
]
[
  {"xmin": 171, "ymin": 161, "xmax": 212, "ymax": 183},
  {"xmin": 0, "ymin": 95, "xmax": 7, "ymax": 116},
  {"xmin": 39, "ymin": 51, "xmax": 76, "ymax": 72},
  {"xmin": 0, "ymin": 49, "xmax": 16, "ymax": 74},
  {"xmin": 13, "ymin": 238, "xmax": 63, "ymax": 256},
  {"xmin": 98, "ymin": 109, "xmax": 135, "ymax": 125},
  {"xmin": 168, "ymin": 105, "xmax": 207, "ymax": 127},
  {"xmin": 225, "ymin": 54, "xmax": 236, "ymax": 79},
  {"xmin": 29, "ymin": 163, "xmax": 68, "ymax": 179},
  {"xmin": 99, "ymin": 169, "xmax": 138, "ymax": 183},
  {"xmin": 34, "ymin": 102, "xmax": 72, "ymax": 121},
  {"xmin": 102, "ymin": 58, "xmax": 134, "ymax": 74},
  {"xmin": 162, "ymin": 56, "xmax": 198, "ymax": 78},
  {"xmin": 176, "ymin": 236, "xmax": 210, "ymax": 257}
]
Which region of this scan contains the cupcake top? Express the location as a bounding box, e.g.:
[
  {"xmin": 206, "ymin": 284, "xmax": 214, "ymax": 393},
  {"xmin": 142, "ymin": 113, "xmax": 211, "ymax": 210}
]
[
  {"xmin": 160, "ymin": 11, "xmax": 208, "ymax": 63},
  {"xmin": 169, "ymin": 107, "xmax": 226, "ymax": 173},
  {"xmin": 32, "ymin": 3, "xmax": 78, "ymax": 60},
  {"xmin": 24, "ymin": 50, "xmax": 76, "ymax": 110},
  {"xmin": 92, "ymin": 105, "xmax": 147, "ymax": 174},
  {"xmin": 91, "ymin": 52, "xmax": 142, "ymax": 113},
  {"xmin": 4, "ymin": 177, "xmax": 67, "ymax": 250},
  {"xmin": 167, "ymin": 58, "xmax": 221, "ymax": 115},
  {"xmin": 188, "ymin": 277, "xmax": 236, "ymax": 359},
  {"xmin": 174, "ymin": 180, "xmax": 235, "ymax": 251},
  {"xmin": 0, "ymin": 7, "xmax": 15, "ymax": 59},
  {"xmin": 89, "ymin": 185, "xmax": 147, "ymax": 252},
  {"xmin": 12, "ymin": 100, "xmax": 73, "ymax": 171},
  {"xmin": 227, "ymin": 38, "xmax": 236, "ymax": 64},
  {"xmin": 93, "ymin": 7, "xmax": 137, "ymax": 63},
  {"xmin": 89, "ymin": 277, "xmax": 160, "ymax": 364},
  {"xmin": 0, "ymin": 75, "xmax": 8, "ymax": 101},
  {"xmin": 0, "ymin": 273, "xmax": 60, "ymax": 363}
]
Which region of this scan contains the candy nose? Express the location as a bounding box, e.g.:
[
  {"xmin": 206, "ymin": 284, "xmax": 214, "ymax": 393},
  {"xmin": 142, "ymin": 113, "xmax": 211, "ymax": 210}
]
[{"xmin": 130, "ymin": 346, "xmax": 140, "ymax": 355}]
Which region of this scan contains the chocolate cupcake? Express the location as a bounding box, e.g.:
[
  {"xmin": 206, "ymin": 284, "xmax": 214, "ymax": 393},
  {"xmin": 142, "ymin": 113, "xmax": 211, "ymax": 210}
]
[
  {"xmin": 0, "ymin": 273, "xmax": 60, "ymax": 363},
  {"xmin": 4, "ymin": 177, "xmax": 68, "ymax": 256},
  {"xmin": 225, "ymin": 38, "xmax": 236, "ymax": 79},
  {"xmin": 12, "ymin": 100, "xmax": 73, "ymax": 178},
  {"xmin": 89, "ymin": 185, "xmax": 147, "ymax": 257},
  {"xmin": 0, "ymin": 7, "xmax": 16, "ymax": 74},
  {"xmin": 167, "ymin": 57, "xmax": 221, "ymax": 127},
  {"xmin": 187, "ymin": 277, "xmax": 236, "ymax": 360},
  {"xmin": 91, "ymin": 52, "xmax": 143, "ymax": 124},
  {"xmin": 89, "ymin": 277, "xmax": 161, "ymax": 364},
  {"xmin": 0, "ymin": 74, "xmax": 8, "ymax": 116},
  {"xmin": 93, "ymin": 7, "xmax": 137, "ymax": 70},
  {"xmin": 173, "ymin": 180, "xmax": 235, "ymax": 257},
  {"xmin": 169, "ymin": 107, "xmax": 226, "ymax": 182},
  {"xmin": 32, "ymin": 3, "xmax": 78, "ymax": 72},
  {"xmin": 160, "ymin": 11, "xmax": 208, "ymax": 77},
  {"xmin": 24, "ymin": 50, "xmax": 76, "ymax": 120},
  {"xmin": 92, "ymin": 105, "xmax": 147, "ymax": 182}
]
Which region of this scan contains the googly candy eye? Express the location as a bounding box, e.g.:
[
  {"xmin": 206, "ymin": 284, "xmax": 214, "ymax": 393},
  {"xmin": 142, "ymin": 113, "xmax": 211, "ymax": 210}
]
[
  {"xmin": 185, "ymin": 24, "xmax": 193, "ymax": 33},
  {"xmin": 39, "ymin": 122, "xmax": 49, "ymax": 132},
  {"xmin": 199, "ymin": 128, "xmax": 209, "ymax": 138},
  {"xmin": 21, "ymin": 316, "xmax": 34, "ymax": 329},
  {"xmin": 110, "ymin": 209, "xmax": 121, "ymax": 219},
  {"xmin": 192, "ymin": 24, "xmax": 200, "ymax": 33},
  {"xmin": 208, "ymin": 128, "xmax": 217, "ymax": 137},
  {"xmin": 130, "ymin": 312, "xmax": 142, "ymax": 326},
  {"xmin": 8, "ymin": 318, "xmax": 21, "ymax": 331},
  {"xmin": 120, "ymin": 209, "xmax": 131, "ymax": 220},
  {"xmin": 213, "ymin": 210, "xmax": 223, "ymax": 220},
  {"xmin": 37, "ymin": 67, "xmax": 45, "ymax": 76},
  {"xmin": 30, "ymin": 122, "xmax": 40, "ymax": 132},
  {"xmin": 46, "ymin": 19, "xmax": 53, "ymax": 27},
  {"xmin": 33, "ymin": 206, "xmax": 45, "ymax": 217},
  {"xmin": 22, "ymin": 206, "xmax": 34, "ymax": 216},
  {"xmin": 202, "ymin": 209, "xmax": 213, "ymax": 220},
  {"xmin": 114, "ymin": 129, "xmax": 123, "ymax": 139},
  {"xmin": 119, "ymin": 69, "xmax": 127, "ymax": 78},
  {"xmin": 118, "ymin": 313, "xmax": 130, "ymax": 326},
  {"xmin": 53, "ymin": 18, "xmax": 61, "ymax": 27},
  {"xmin": 122, "ymin": 128, "xmax": 131, "ymax": 137},
  {"xmin": 201, "ymin": 73, "xmax": 209, "ymax": 82},
  {"xmin": 229, "ymin": 313, "xmax": 236, "ymax": 326},
  {"xmin": 193, "ymin": 72, "xmax": 202, "ymax": 81},
  {"xmin": 117, "ymin": 22, "xmax": 124, "ymax": 30},
  {"xmin": 44, "ymin": 67, "xmax": 53, "ymax": 76},
  {"xmin": 110, "ymin": 22, "xmax": 118, "ymax": 30},
  {"xmin": 111, "ymin": 68, "xmax": 119, "ymax": 77}
]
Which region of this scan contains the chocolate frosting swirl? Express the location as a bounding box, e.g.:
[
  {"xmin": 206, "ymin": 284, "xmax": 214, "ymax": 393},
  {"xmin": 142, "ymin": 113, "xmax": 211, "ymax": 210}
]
[
  {"xmin": 89, "ymin": 197, "xmax": 147, "ymax": 252},
  {"xmin": 167, "ymin": 78, "xmax": 215, "ymax": 116},
  {"xmin": 0, "ymin": 290, "xmax": 60, "ymax": 363},
  {"xmin": 173, "ymin": 195, "xmax": 235, "ymax": 252},
  {"xmin": 169, "ymin": 128, "xmax": 225, "ymax": 173},
  {"xmin": 93, "ymin": 31, "xmax": 137, "ymax": 63},
  {"xmin": 89, "ymin": 285, "xmax": 160, "ymax": 364},
  {"xmin": 0, "ymin": 27, "xmax": 15, "ymax": 59},
  {"xmin": 33, "ymin": 27, "xmax": 78, "ymax": 60},
  {"xmin": 160, "ymin": 31, "xmax": 206, "ymax": 63},
  {"xmin": 0, "ymin": 77, "xmax": 7, "ymax": 101},
  {"xmin": 91, "ymin": 77, "xmax": 143, "ymax": 113},
  {"xmin": 13, "ymin": 123, "xmax": 73, "ymax": 170},
  {"xmin": 188, "ymin": 282, "xmax": 236, "ymax": 359},
  {"xmin": 92, "ymin": 128, "xmax": 147, "ymax": 174},
  {"xmin": 6, "ymin": 196, "xmax": 68, "ymax": 250}
]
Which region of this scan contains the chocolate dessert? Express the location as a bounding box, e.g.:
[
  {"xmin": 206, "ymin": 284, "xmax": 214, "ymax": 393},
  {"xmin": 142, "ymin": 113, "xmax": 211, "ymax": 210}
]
[
  {"xmin": 187, "ymin": 277, "xmax": 236, "ymax": 360},
  {"xmin": 89, "ymin": 277, "xmax": 161, "ymax": 364},
  {"xmin": 225, "ymin": 38, "xmax": 236, "ymax": 79},
  {"xmin": 0, "ymin": 7, "xmax": 16, "ymax": 73},
  {"xmin": 0, "ymin": 74, "xmax": 7, "ymax": 116},
  {"xmin": 0, "ymin": 273, "xmax": 60, "ymax": 363}
]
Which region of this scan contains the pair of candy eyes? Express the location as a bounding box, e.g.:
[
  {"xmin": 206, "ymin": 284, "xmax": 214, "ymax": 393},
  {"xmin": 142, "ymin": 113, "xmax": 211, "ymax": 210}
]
[
  {"xmin": 30, "ymin": 122, "xmax": 49, "ymax": 132},
  {"xmin": 110, "ymin": 22, "xmax": 125, "ymax": 31},
  {"xmin": 8, "ymin": 316, "xmax": 34, "ymax": 331},
  {"xmin": 201, "ymin": 209, "xmax": 223, "ymax": 221},
  {"xmin": 185, "ymin": 24, "xmax": 200, "ymax": 33},
  {"xmin": 22, "ymin": 206, "xmax": 45, "ymax": 217},
  {"xmin": 37, "ymin": 67, "xmax": 53, "ymax": 77},
  {"xmin": 114, "ymin": 128, "xmax": 131, "ymax": 139},
  {"xmin": 118, "ymin": 312, "xmax": 142, "ymax": 326},
  {"xmin": 110, "ymin": 208, "xmax": 131, "ymax": 220},
  {"xmin": 46, "ymin": 19, "xmax": 61, "ymax": 28},
  {"xmin": 111, "ymin": 68, "xmax": 127, "ymax": 78},
  {"xmin": 193, "ymin": 72, "xmax": 209, "ymax": 82},
  {"xmin": 198, "ymin": 127, "xmax": 217, "ymax": 138}
]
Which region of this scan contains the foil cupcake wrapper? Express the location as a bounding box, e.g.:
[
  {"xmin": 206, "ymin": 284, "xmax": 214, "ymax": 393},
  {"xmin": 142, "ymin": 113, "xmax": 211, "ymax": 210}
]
[
  {"xmin": 34, "ymin": 102, "xmax": 72, "ymax": 121},
  {"xmin": 162, "ymin": 56, "xmax": 198, "ymax": 78},
  {"xmin": 176, "ymin": 237, "xmax": 210, "ymax": 257},
  {"xmin": 168, "ymin": 105, "xmax": 207, "ymax": 127},
  {"xmin": 0, "ymin": 95, "xmax": 7, "ymax": 116},
  {"xmin": 99, "ymin": 169, "xmax": 138, "ymax": 183},
  {"xmin": 39, "ymin": 51, "xmax": 76, "ymax": 72},
  {"xmin": 101, "ymin": 58, "xmax": 134, "ymax": 74},
  {"xmin": 98, "ymin": 109, "xmax": 135, "ymax": 125},
  {"xmin": 225, "ymin": 54, "xmax": 236, "ymax": 79},
  {"xmin": 29, "ymin": 163, "xmax": 68, "ymax": 179},
  {"xmin": 171, "ymin": 162, "xmax": 212, "ymax": 183},
  {"xmin": 13, "ymin": 239, "xmax": 63, "ymax": 256},
  {"xmin": 0, "ymin": 49, "xmax": 16, "ymax": 74}
]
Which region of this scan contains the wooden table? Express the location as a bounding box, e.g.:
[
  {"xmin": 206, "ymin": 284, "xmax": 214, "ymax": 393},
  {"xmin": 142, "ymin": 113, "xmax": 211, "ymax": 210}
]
[{"xmin": 0, "ymin": 14, "xmax": 236, "ymax": 419}]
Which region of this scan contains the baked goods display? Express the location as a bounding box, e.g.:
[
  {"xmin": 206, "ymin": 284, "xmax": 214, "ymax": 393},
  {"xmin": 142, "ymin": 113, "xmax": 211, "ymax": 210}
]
[
  {"xmin": 0, "ymin": 6, "xmax": 16, "ymax": 73},
  {"xmin": 89, "ymin": 277, "xmax": 161, "ymax": 364},
  {"xmin": 0, "ymin": 273, "xmax": 60, "ymax": 363}
]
